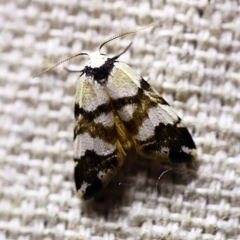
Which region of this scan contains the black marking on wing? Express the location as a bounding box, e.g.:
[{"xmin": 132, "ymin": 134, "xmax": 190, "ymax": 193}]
[
  {"xmin": 74, "ymin": 150, "xmax": 119, "ymax": 200},
  {"xmin": 140, "ymin": 77, "xmax": 151, "ymax": 91},
  {"xmin": 137, "ymin": 119, "xmax": 196, "ymax": 162},
  {"xmin": 74, "ymin": 101, "xmax": 116, "ymax": 142},
  {"xmin": 111, "ymin": 87, "xmax": 158, "ymax": 135},
  {"xmin": 140, "ymin": 78, "xmax": 169, "ymax": 105},
  {"xmin": 112, "ymin": 88, "xmax": 143, "ymax": 109},
  {"xmin": 74, "ymin": 120, "xmax": 116, "ymax": 143},
  {"xmin": 74, "ymin": 102, "xmax": 112, "ymax": 120}
]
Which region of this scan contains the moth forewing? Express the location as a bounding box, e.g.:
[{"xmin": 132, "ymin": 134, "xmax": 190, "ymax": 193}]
[
  {"xmin": 105, "ymin": 62, "xmax": 196, "ymax": 163},
  {"xmin": 73, "ymin": 74, "xmax": 127, "ymax": 200}
]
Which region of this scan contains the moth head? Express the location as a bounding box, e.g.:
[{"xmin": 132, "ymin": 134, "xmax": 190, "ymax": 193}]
[{"xmin": 87, "ymin": 51, "xmax": 108, "ymax": 68}]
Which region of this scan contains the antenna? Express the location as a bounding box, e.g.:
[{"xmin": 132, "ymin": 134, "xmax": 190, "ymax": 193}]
[
  {"xmin": 33, "ymin": 52, "xmax": 88, "ymax": 78},
  {"xmin": 33, "ymin": 23, "xmax": 155, "ymax": 78},
  {"xmin": 99, "ymin": 23, "xmax": 155, "ymax": 51}
]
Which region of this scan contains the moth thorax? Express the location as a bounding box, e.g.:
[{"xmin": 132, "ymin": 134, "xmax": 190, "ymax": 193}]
[{"xmin": 88, "ymin": 51, "xmax": 108, "ymax": 68}]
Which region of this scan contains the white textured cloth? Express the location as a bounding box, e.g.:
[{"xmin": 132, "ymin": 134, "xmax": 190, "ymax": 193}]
[{"xmin": 0, "ymin": 0, "xmax": 240, "ymax": 239}]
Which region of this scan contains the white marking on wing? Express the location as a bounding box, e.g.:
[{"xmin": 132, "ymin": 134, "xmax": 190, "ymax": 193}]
[
  {"xmin": 94, "ymin": 112, "xmax": 114, "ymax": 126},
  {"xmin": 116, "ymin": 104, "xmax": 137, "ymax": 122},
  {"xmin": 135, "ymin": 105, "xmax": 178, "ymax": 141},
  {"xmin": 107, "ymin": 65, "xmax": 140, "ymax": 99},
  {"xmin": 76, "ymin": 77, "xmax": 109, "ymax": 112},
  {"xmin": 74, "ymin": 133, "xmax": 116, "ymax": 158}
]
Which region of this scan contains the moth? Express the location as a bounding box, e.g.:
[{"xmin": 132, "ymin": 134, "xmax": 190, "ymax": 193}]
[{"xmin": 34, "ymin": 24, "xmax": 196, "ymax": 200}]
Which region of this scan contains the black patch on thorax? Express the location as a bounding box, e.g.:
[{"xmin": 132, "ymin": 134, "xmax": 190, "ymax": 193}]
[{"xmin": 83, "ymin": 58, "xmax": 115, "ymax": 82}]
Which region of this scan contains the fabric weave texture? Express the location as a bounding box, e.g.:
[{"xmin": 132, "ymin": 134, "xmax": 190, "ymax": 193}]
[{"xmin": 0, "ymin": 0, "xmax": 240, "ymax": 239}]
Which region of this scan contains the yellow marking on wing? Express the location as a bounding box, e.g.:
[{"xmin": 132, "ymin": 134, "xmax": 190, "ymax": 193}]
[{"xmin": 114, "ymin": 114, "xmax": 133, "ymax": 151}]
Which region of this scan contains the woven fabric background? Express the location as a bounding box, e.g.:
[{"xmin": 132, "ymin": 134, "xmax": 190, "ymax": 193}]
[{"xmin": 1, "ymin": 0, "xmax": 240, "ymax": 239}]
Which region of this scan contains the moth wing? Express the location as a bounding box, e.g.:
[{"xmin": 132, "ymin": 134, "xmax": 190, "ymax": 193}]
[
  {"xmin": 107, "ymin": 62, "xmax": 196, "ymax": 163},
  {"xmin": 74, "ymin": 76, "xmax": 126, "ymax": 199}
]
